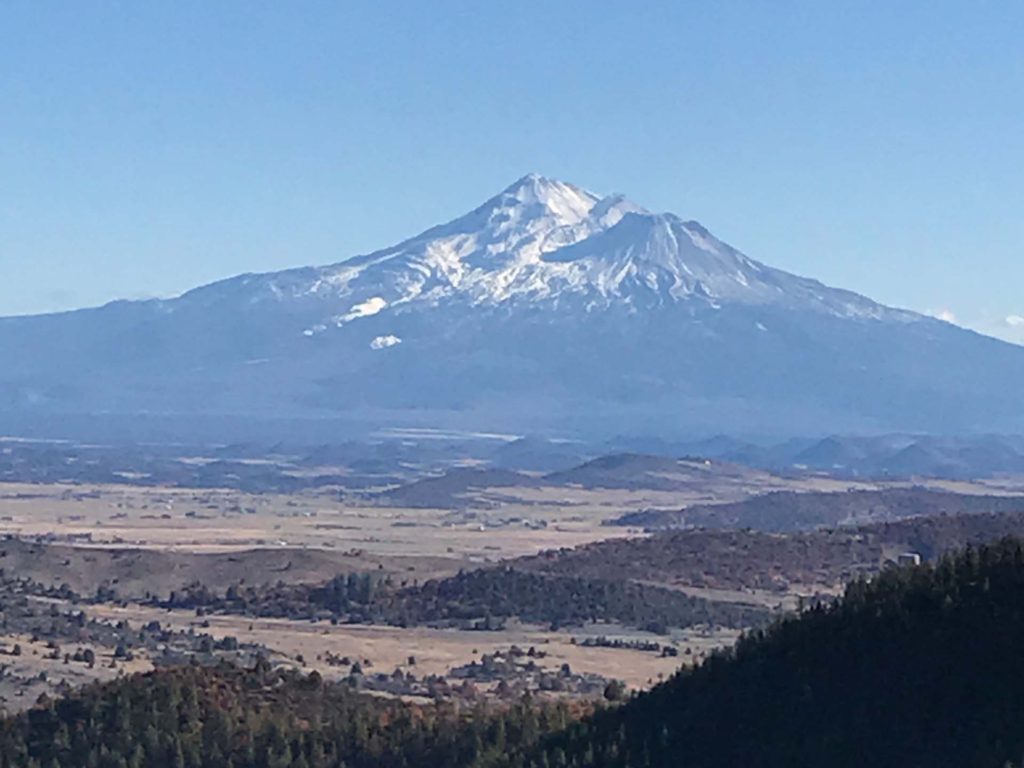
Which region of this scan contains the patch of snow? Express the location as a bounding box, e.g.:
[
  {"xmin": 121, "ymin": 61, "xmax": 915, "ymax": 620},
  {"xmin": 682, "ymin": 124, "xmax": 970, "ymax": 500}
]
[
  {"xmin": 370, "ymin": 334, "xmax": 402, "ymax": 350},
  {"xmin": 372, "ymin": 427, "xmax": 519, "ymax": 441},
  {"xmin": 929, "ymin": 308, "xmax": 958, "ymax": 324},
  {"xmin": 339, "ymin": 297, "xmax": 388, "ymax": 323}
]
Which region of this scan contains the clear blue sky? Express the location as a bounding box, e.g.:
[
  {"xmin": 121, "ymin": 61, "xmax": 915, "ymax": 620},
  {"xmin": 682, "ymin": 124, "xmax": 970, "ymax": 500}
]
[{"xmin": 2, "ymin": 1, "xmax": 1022, "ymax": 342}]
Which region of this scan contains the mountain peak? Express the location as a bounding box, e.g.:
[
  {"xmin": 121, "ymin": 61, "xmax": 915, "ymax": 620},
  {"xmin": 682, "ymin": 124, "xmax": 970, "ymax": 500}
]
[
  {"xmin": 504, "ymin": 171, "xmax": 548, "ymax": 187},
  {"xmin": 502, "ymin": 172, "xmax": 571, "ymax": 194},
  {"xmin": 494, "ymin": 174, "xmax": 600, "ymax": 224},
  {"xmin": 241, "ymin": 175, "xmax": 897, "ymax": 318}
]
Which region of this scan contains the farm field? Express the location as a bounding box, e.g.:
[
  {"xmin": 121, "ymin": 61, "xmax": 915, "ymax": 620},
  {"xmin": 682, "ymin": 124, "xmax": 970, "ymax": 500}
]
[{"xmin": 81, "ymin": 601, "xmax": 737, "ymax": 692}]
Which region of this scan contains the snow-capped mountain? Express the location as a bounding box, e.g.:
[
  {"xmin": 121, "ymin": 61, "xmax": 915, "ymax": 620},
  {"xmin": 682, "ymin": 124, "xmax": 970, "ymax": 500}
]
[
  {"xmin": 183, "ymin": 174, "xmax": 904, "ymax": 327},
  {"xmin": 1, "ymin": 174, "xmax": 1022, "ymax": 440}
]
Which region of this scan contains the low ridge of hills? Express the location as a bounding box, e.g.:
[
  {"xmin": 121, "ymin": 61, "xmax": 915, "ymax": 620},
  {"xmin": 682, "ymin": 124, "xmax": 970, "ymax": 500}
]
[
  {"xmin": 5, "ymin": 431, "xmax": 1024, "ymax": 497},
  {"xmin": 662, "ymin": 432, "xmax": 1024, "ymax": 479},
  {"xmin": 522, "ymin": 509, "xmax": 1024, "ymax": 594},
  {"xmin": 540, "ymin": 453, "xmax": 768, "ymax": 491},
  {"xmin": 0, "ymin": 538, "xmax": 458, "ymax": 600},
  {"xmin": 367, "ymin": 453, "xmax": 776, "ymax": 508},
  {"xmin": 613, "ymin": 487, "xmax": 1024, "ymax": 532}
]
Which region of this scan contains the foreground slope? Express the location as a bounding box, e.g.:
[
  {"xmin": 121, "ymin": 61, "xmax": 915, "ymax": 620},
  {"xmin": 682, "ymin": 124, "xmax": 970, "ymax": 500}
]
[
  {"xmin": 0, "ymin": 663, "xmax": 562, "ymax": 768},
  {"xmin": 3, "ymin": 174, "xmax": 1024, "ymax": 438},
  {"xmin": 6, "ymin": 540, "xmax": 1024, "ymax": 767},
  {"xmin": 534, "ymin": 537, "xmax": 1024, "ymax": 768}
]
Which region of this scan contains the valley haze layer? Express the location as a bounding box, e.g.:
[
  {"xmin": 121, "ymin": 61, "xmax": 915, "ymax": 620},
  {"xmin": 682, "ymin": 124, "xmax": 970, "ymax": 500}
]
[{"xmin": 2, "ymin": 174, "xmax": 1022, "ymax": 441}]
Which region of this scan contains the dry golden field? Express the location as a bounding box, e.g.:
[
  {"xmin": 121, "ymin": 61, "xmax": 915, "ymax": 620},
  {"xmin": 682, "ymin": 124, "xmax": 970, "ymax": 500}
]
[{"xmin": 1, "ymin": 472, "xmax": 1019, "ymax": 710}]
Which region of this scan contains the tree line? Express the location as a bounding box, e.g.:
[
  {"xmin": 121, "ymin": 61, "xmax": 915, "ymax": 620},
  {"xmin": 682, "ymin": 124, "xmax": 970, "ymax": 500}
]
[{"xmin": 157, "ymin": 567, "xmax": 767, "ymax": 632}]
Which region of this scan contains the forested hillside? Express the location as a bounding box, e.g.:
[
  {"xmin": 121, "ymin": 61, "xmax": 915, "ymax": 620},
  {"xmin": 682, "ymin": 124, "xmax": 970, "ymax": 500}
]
[
  {"xmin": 0, "ymin": 661, "xmax": 571, "ymax": 768},
  {"xmin": 157, "ymin": 567, "xmax": 767, "ymax": 631},
  {"xmin": 531, "ymin": 537, "xmax": 1024, "ymax": 767}
]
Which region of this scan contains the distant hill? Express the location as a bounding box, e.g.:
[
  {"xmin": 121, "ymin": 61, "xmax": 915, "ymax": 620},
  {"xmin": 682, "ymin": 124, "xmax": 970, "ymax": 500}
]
[
  {"xmin": 612, "ymin": 487, "xmax": 1024, "ymax": 532},
  {"xmin": 488, "ymin": 436, "xmax": 592, "ymax": 473},
  {"xmin": 675, "ymin": 433, "xmax": 1024, "ymax": 479},
  {"xmin": 524, "ymin": 509, "xmax": 1024, "ymax": 593},
  {"xmin": 542, "ymin": 453, "xmax": 769, "ymax": 492},
  {"xmin": 368, "ymin": 452, "xmax": 779, "ymax": 508},
  {"xmin": 0, "ymin": 538, "xmax": 458, "ymax": 599},
  {"xmin": 370, "ymin": 467, "xmax": 539, "ymax": 508}
]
